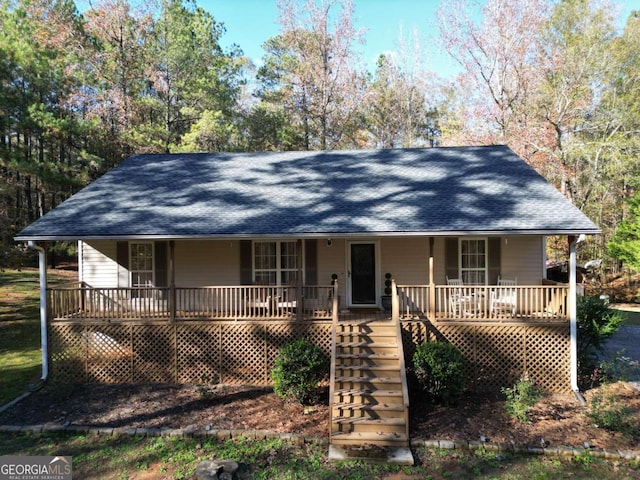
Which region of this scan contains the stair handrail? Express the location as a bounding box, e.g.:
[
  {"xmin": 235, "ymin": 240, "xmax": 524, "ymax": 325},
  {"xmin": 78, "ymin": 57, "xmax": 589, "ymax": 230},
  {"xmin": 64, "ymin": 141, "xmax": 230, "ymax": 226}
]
[
  {"xmin": 328, "ymin": 279, "xmax": 339, "ymax": 441},
  {"xmin": 391, "ymin": 279, "xmax": 410, "ymax": 438}
]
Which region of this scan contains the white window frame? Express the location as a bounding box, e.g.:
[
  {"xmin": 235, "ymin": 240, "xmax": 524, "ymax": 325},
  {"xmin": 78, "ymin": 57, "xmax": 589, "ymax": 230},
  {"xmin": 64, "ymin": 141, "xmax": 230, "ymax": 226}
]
[
  {"xmin": 130, "ymin": 241, "xmax": 155, "ymax": 287},
  {"xmin": 459, "ymin": 237, "xmax": 487, "ymax": 285},
  {"xmin": 252, "ymin": 240, "xmax": 303, "ymax": 286}
]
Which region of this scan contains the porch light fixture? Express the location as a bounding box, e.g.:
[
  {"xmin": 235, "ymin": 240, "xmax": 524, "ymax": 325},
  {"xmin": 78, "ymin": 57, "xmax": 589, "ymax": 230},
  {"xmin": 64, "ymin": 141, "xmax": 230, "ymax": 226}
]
[{"xmin": 327, "ymin": 238, "xmax": 333, "ymax": 247}]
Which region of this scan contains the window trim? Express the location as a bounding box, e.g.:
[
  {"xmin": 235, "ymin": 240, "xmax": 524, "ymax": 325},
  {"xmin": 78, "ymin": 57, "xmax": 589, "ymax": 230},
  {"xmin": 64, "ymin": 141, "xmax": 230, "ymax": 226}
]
[
  {"xmin": 252, "ymin": 240, "xmax": 304, "ymax": 286},
  {"xmin": 129, "ymin": 241, "xmax": 155, "ymax": 287},
  {"xmin": 459, "ymin": 237, "xmax": 488, "ymax": 285}
]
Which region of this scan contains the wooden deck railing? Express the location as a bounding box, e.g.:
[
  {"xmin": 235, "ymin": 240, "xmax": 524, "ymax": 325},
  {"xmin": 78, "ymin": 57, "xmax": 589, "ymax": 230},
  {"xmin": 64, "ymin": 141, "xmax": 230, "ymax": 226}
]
[
  {"xmin": 48, "ymin": 284, "xmax": 171, "ymax": 320},
  {"xmin": 175, "ymin": 285, "xmax": 334, "ymax": 319},
  {"xmin": 391, "ymin": 280, "xmax": 410, "ymax": 441},
  {"xmin": 397, "ymin": 284, "xmax": 570, "ymax": 322},
  {"xmin": 48, "ymin": 284, "xmax": 335, "ymax": 321},
  {"xmin": 397, "ymin": 285, "xmax": 430, "ymax": 318},
  {"xmin": 48, "ymin": 283, "xmax": 569, "ymax": 322}
]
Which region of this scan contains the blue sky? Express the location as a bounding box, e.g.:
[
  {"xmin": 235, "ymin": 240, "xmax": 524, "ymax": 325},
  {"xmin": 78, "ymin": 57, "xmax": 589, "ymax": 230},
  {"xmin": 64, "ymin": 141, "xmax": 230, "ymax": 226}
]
[
  {"xmin": 200, "ymin": 0, "xmax": 638, "ymax": 78},
  {"xmin": 202, "ymin": 0, "xmax": 462, "ymax": 76}
]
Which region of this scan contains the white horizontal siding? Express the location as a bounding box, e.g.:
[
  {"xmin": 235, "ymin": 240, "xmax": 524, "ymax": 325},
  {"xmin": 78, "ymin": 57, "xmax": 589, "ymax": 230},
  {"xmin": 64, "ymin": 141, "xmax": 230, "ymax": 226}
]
[{"xmin": 81, "ymin": 241, "xmax": 118, "ymax": 288}]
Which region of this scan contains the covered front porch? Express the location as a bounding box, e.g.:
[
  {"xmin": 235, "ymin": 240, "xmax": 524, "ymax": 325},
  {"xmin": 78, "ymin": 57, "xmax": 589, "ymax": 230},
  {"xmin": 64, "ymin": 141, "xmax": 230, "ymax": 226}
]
[{"xmin": 47, "ymin": 281, "xmax": 570, "ymax": 323}]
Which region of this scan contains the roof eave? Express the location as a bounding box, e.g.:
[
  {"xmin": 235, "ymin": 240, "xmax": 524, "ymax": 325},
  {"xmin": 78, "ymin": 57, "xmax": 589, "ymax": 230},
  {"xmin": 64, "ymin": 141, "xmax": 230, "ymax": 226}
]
[{"xmin": 14, "ymin": 228, "xmax": 602, "ymax": 243}]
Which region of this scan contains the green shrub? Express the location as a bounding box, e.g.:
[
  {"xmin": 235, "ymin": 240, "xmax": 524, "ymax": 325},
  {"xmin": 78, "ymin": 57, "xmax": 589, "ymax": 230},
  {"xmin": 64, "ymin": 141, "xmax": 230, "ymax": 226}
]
[
  {"xmin": 412, "ymin": 341, "xmax": 466, "ymax": 404},
  {"xmin": 577, "ymin": 296, "xmax": 624, "ymax": 387},
  {"xmin": 271, "ymin": 338, "xmax": 328, "ymax": 404},
  {"xmin": 502, "ymin": 373, "xmax": 544, "ymax": 423},
  {"xmin": 587, "ymin": 385, "xmax": 636, "ymax": 435}
]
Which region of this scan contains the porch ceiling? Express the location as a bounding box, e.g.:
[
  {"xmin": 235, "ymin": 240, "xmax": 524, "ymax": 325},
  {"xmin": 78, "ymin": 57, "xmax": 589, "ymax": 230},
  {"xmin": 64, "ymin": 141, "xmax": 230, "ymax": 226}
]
[{"xmin": 16, "ymin": 146, "xmax": 600, "ymax": 241}]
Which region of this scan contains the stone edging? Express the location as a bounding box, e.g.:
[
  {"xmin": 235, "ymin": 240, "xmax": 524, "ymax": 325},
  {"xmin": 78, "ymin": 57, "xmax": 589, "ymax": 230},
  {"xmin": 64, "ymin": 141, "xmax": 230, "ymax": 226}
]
[
  {"xmin": 411, "ymin": 438, "xmax": 640, "ymax": 461},
  {"xmin": 1, "ymin": 424, "xmax": 639, "ymax": 461}
]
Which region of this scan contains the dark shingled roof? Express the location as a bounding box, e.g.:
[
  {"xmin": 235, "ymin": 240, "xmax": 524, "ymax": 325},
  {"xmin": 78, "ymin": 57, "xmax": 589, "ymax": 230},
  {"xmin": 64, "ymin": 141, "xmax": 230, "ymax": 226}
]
[{"xmin": 15, "ymin": 146, "xmax": 600, "ymax": 240}]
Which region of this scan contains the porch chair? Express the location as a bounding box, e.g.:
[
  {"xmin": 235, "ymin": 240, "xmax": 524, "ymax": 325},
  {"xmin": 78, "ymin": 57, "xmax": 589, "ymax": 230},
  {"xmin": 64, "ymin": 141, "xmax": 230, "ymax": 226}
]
[
  {"xmin": 245, "ymin": 282, "xmax": 273, "ymax": 316},
  {"xmin": 446, "ymin": 277, "xmax": 469, "ymax": 316},
  {"xmin": 490, "ymin": 276, "xmax": 518, "ymax": 316}
]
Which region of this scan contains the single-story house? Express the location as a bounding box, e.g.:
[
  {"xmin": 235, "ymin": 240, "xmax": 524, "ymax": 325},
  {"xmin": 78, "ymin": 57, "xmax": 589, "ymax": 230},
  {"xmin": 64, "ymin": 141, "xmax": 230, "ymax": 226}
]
[{"xmin": 16, "ymin": 146, "xmax": 600, "ymax": 447}]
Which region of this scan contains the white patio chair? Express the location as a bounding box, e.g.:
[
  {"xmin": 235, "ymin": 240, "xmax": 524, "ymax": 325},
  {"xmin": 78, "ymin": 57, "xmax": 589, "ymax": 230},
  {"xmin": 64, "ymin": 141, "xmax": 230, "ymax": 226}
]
[
  {"xmin": 446, "ymin": 277, "xmax": 469, "ymax": 316},
  {"xmin": 490, "ymin": 276, "xmax": 518, "ymax": 316}
]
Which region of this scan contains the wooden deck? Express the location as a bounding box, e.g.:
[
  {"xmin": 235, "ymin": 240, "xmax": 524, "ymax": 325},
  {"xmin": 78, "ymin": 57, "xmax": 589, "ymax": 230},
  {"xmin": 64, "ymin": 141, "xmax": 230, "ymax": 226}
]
[{"xmin": 47, "ymin": 283, "xmax": 570, "ymax": 324}]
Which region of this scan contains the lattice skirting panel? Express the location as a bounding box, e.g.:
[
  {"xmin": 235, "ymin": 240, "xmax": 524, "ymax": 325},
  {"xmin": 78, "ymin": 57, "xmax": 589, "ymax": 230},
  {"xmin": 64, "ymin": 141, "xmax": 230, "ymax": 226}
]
[
  {"xmin": 49, "ymin": 321, "xmax": 333, "ymax": 385},
  {"xmin": 400, "ymin": 321, "xmax": 571, "ymax": 392},
  {"xmin": 50, "ymin": 320, "xmax": 570, "ymax": 391}
]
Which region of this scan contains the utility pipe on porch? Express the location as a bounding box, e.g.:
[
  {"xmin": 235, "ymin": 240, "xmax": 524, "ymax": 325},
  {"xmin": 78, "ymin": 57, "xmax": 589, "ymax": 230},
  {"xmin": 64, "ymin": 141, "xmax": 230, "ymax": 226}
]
[
  {"xmin": 27, "ymin": 241, "xmax": 49, "ymax": 385},
  {"xmin": 569, "ymin": 235, "xmax": 586, "ymax": 405}
]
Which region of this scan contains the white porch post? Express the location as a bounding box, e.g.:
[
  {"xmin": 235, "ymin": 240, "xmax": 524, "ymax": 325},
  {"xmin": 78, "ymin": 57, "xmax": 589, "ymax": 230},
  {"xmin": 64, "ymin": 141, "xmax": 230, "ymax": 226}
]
[
  {"xmin": 28, "ymin": 241, "xmax": 48, "ymax": 382},
  {"xmin": 569, "ymin": 235, "xmax": 584, "ymax": 394}
]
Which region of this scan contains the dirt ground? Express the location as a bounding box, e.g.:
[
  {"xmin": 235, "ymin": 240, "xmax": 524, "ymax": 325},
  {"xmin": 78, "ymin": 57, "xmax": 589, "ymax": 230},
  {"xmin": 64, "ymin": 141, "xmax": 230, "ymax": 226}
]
[
  {"xmin": 3, "ymin": 267, "xmax": 638, "ymax": 452},
  {"xmin": 1, "ymin": 381, "xmax": 638, "ymax": 452}
]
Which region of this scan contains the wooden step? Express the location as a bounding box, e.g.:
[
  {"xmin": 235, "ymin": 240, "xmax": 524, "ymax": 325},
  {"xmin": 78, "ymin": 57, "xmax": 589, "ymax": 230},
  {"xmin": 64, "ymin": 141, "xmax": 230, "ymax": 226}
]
[
  {"xmin": 337, "ymin": 336, "xmax": 397, "ymax": 345},
  {"xmin": 336, "ymin": 341, "xmax": 397, "ymax": 349},
  {"xmin": 335, "ymin": 376, "xmax": 401, "ymax": 384},
  {"xmin": 333, "ymin": 388, "xmax": 403, "ymax": 397},
  {"xmin": 332, "ymin": 403, "xmax": 406, "ymax": 419},
  {"xmin": 333, "ymin": 401, "xmax": 405, "ymax": 411},
  {"xmin": 336, "ymin": 325, "xmax": 396, "ymax": 336},
  {"xmin": 336, "ymin": 352, "xmax": 399, "ymax": 360},
  {"xmin": 337, "ymin": 328, "xmax": 396, "ymax": 336},
  {"xmin": 330, "ymin": 431, "xmax": 409, "ymax": 447},
  {"xmin": 337, "ymin": 328, "xmax": 396, "ymax": 335},
  {"xmin": 332, "ymin": 416, "xmax": 405, "ymax": 426},
  {"xmin": 333, "ymin": 389, "xmax": 404, "ymax": 405},
  {"xmin": 330, "ymin": 316, "xmax": 409, "ymax": 448},
  {"xmin": 335, "ymin": 364, "xmax": 401, "ymax": 374},
  {"xmin": 338, "ymin": 319, "xmax": 393, "ymax": 326}
]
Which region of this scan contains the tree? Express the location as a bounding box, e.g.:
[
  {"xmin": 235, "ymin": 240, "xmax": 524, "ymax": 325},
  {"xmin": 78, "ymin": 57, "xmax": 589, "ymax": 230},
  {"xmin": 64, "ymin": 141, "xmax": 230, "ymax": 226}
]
[
  {"xmin": 0, "ymin": 0, "xmax": 93, "ymax": 231},
  {"xmin": 607, "ymin": 190, "xmax": 640, "ymax": 273},
  {"xmin": 585, "ymin": 11, "xmax": 640, "ymax": 257},
  {"xmin": 437, "ymin": 0, "xmax": 549, "ymax": 158},
  {"xmin": 144, "ymin": 0, "xmax": 243, "ymax": 152},
  {"xmin": 436, "ymin": 0, "xmax": 635, "ymax": 263},
  {"xmin": 84, "ymin": 0, "xmax": 154, "ymax": 162},
  {"xmin": 176, "ymin": 109, "xmax": 239, "ymax": 152},
  {"xmin": 257, "ymin": 0, "xmax": 366, "ymax": 150},
  {"xmin": 535, "ymin": 0, "xmax": 617, "ymax": 201},
  {"xmin": 364, "ymin": 53, "xmax": 441, "ymax": 148}
]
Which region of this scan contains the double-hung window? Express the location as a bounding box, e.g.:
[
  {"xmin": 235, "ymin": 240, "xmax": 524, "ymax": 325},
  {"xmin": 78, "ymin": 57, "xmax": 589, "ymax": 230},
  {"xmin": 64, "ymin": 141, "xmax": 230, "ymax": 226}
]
[
  {"xmin": 460, "ymin": 238, "xmax": 487, "ymax": 285},
  {"xmin": 130, "ymin": 242, "xmax": 154, "ymax": 288},
  {"xmin": 253, "ymin": 241, "xmax": 299, "ymax": 285}
]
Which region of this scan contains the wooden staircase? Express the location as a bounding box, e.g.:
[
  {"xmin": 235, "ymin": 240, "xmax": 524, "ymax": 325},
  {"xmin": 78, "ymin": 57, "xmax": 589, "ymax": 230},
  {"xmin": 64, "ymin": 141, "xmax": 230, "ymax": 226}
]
[{"xmin": 329, "ymin": 316, "xmax": 410, "ymax": 448}]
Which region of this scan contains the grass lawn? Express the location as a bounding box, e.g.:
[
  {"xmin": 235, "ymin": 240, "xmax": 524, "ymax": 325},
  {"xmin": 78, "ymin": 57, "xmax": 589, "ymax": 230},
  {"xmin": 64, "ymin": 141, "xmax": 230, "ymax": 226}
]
[
  {"xmin": 0, "ymin": 268, "xmax": 75, "ymax": 405},
  {"xmin": 0, "ymin": 432, "xmax": 638, "ymax": 480},
  {"xmin": 1, "ymin": 269, "xmax": 639, "ymax": 478}
]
